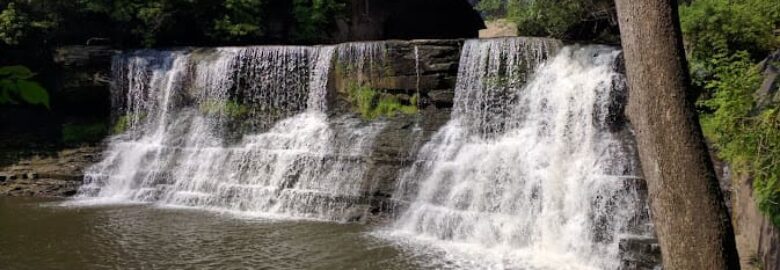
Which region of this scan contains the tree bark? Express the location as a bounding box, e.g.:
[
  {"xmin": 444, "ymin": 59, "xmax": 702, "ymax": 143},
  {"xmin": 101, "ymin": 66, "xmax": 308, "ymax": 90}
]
[{"xmin": 613, "ymin": 0, "xmax": 740, "ymax": 269}]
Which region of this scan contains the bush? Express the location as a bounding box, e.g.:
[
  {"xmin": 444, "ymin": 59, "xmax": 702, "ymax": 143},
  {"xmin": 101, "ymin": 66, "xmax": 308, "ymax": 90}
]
[
  {"xmin": 680, "ymin": 0, "xmax": 780, "ymax": 87},
  {"xmin": 475, "ymin": 0, "xmax": 617, "ymax": 41},
  {"xmin": 292, "ymin": 0, "xmax": 346, "ymax": 43},
  {"xmin": 698, "ymin": 53, "xmax": 780, "ymax": 226},
  {"xmin": 506, "ymin": 0, "xmax": 585, "ymax": 38},
  {"xmin": 683, "ymin": 0, "xmax": 780, "ymax": 227},
  {"xmin": 211, "ymin": 0, "xmax": 265, "ymax": 42},
  {"xmin": 0, "ymin": 3, "xmax": 27, "ymax": 45}
]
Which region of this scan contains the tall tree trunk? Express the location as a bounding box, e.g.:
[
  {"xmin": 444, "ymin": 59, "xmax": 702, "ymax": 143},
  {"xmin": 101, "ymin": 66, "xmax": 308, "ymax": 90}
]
[{"xmin": 613, "ymin": 1, "xmax": 740, "ymax": 269}]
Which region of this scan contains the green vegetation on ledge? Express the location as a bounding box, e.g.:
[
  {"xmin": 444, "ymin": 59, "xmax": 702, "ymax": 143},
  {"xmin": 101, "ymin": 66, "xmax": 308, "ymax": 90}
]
[
  {"xmin": 199, "ymin": 99, "xmax": 249, "ymax": 118},
  {"xmin": 347, "ymin": 82, "xmax": 418, "ymax": 120}
]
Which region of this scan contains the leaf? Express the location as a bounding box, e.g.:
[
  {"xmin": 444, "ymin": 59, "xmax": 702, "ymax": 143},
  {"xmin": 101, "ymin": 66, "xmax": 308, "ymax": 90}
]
[
  {"xmin": 0, "ymin": 79, "xmax": 17, "ymax": 92},
  {"xmin": 0, "ymin": 65, "xmax": 34, "ymax": 80},
  {"xmin": 16, "ymin": 80, "xmax": 49, "ymax": 109}
]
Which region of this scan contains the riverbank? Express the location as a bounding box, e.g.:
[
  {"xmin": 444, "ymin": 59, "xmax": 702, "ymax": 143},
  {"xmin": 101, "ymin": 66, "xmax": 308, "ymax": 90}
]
[{"xmin": 0, "ymin": 146, "xmax": 101, "ymax": 197}]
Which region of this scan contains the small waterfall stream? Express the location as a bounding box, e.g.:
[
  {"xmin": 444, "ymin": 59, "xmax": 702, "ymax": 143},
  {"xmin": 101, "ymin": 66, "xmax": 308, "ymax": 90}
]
[{"xmin": 384, "ymin": 38, "xmax": 652, "ymax": 269}]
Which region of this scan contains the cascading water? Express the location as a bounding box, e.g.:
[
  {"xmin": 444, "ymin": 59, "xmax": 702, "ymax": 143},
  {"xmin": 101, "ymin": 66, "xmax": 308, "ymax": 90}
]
[
  {"xmin": 384, "ymin": 38, "xmax": 653, "ymax": 269},
  {"xmin": 76, "ymin": 45, "xmax": 386, "ymax": 221},
  {"xmin": 68, "ymin": 36, "xmax": 656, "ymax": 268}
]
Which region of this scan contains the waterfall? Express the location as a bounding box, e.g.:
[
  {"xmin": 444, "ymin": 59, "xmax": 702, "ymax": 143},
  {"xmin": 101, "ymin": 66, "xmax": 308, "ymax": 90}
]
[
  {"xmin": 71, "ymin": 37, "xmax": 656, "ymax": 267},
  {"xmin": 77, "ymin": 45, "xmax": 385, "ymax": 221},
  {"xmin": 385, "ymin": 38, "xmax": 653, "ymax": 269}
]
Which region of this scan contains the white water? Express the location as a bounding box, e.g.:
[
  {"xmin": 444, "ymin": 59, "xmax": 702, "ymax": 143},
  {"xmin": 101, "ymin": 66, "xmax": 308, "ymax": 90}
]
[
  {"xmin": 384, "ymin": 38, "xmax": 651, "ymax": 269},
  {"xmin": 76, "ymin": 45, "xmax": 386, "ymax": 222}
]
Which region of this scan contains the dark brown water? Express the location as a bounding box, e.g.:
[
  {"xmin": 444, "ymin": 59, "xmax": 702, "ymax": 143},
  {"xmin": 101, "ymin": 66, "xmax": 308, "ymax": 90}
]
[{"xmin": 0, "ymin": 197, "xmax": 427, "ymax": 270}]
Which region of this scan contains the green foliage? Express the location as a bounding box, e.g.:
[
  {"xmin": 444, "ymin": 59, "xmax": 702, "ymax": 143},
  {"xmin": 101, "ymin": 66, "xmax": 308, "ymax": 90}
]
[
  {"xmin": 0, "ymin": 65, "xmax": 49, "ymax": 108},
  {"xmin": 1, "ymin": 0, "xmax": 345, "ymax": 47},
  {"xmin": 292, "ymin": 0, "xmax": 346, "ymax": 42},
  {"xmin": 62, "ymin": 121, "xmax": 108, "ymax": 144},
  {"xmin": 698, "ymin": 55, "xmax": 780, "ymax": 226},
  {"xmin": 199, "ymin": 99, "xmax": 249, "ymax": 118},
  {"xmin": 507, "ymin": 0, "xmax": 585, "ymax": 38},
  {"xmin": 0, "ymin": 1, "xmax": 60, "ymax": 46},
  {"xmin": 475, "ymin": 0, "xmax": 611, "ymax": 39},
  {"xmin": 211, "ymin": 0, "xmax": 265, "ymax": 42},
  {"xmin": 684, "ymin": 0, "xmax": 780, "ymax": 226},
  {"xmin": 347, "ymin": 82, "xmax": 417, "ymax": 120},
  {"xmin": 78, "ymin": 0, "xmax": 187, "ymax": 46},
  {"xmin": 476, "ymin": 0, "xmax": 505, "ymax": 20},
  {"xmin": 0, "ymin": 3, "xmax": 26, "ymax": 45},
  {"xmin": 112, "ymin": 114, "xmax": 131, "ymax": 134},
  {"xmin": 112, "ymin": 113, "xmax": 149, "ymax": 134},
  {"xmin": 680, "ymin": 0, "xmax": 780, "ymax": 87}
]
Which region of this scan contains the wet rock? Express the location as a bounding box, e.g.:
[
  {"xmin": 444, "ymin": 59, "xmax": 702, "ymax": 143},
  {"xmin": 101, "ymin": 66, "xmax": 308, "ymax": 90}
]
[
  {"xmin": 619, "ymin": 236, "xmax": 662, "ymax": 270},
  {"xmin": 756, "ymin": 49, "xmax": 780, "ymax": 110},
  {"xmin": 428, "ymin": 89, "xmax": 455, "ymax": 107},
  {"xmin": 0, "ymin": 146, "xmax": 102, "ymax": 197},
  {"xmin": 325, "ymin": 40, "xmax": 463, "ymax": 220}
]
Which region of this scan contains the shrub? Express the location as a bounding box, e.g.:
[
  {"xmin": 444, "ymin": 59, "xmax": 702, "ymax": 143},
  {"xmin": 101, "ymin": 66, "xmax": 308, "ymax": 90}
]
[
  {"xmin": 292, "ymin": 0, "xmax": 346, "ymax": 43},
  {"xmin": 346, "ymin": 82, "xmax": 417, "ymax": 120},
  {"xmin": 680, "ymin": 0, "xmax": 780, "ymax": 87},
  {"xmin": 698, "ymin": 52, "xmax": 780, "ymax": 227},
  {"xmin": 682, "ymin": 0, "xmax": 780, "ymax": 226},
  {"xmin": 475, "ymin": 0, "xmax": 617, "ymax": 40}
]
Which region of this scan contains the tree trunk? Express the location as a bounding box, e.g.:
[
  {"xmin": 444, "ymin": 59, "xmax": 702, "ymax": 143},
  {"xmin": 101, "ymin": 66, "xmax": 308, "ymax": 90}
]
[{"xmin": 613, "ymin": 0, "xmax": 740, "ymax": 269}]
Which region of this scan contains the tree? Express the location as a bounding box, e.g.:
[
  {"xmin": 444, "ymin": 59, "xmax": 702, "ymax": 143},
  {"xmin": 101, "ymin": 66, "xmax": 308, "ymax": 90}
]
[
  {"xmin": 614, "ymin": 0, "xmax": 740, "ymax": 269},
  {"xmin": 291, "ymin": 0, "xmax": 346, "ymax": 43}
]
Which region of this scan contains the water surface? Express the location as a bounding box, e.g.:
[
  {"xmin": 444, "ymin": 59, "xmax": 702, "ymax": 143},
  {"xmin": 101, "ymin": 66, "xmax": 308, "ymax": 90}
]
[{"xmin": 0, "ymin": 197, "xmax": 424, "ymax": 270}]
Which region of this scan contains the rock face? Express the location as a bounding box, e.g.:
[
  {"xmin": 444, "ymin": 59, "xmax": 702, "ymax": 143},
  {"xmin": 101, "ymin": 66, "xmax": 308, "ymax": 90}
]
[
  {"xmin": 327, "ymin": 40, "xmax": 463, "ymax": 218},
  {"xmin": 619, "ymin": 236, "xmax": 663, "ymax": 270},
  {"xmin": 0, "ymin": 147, "xmax": 102, "ymax": 197},
  {"xmin": 52, "ymin": 45, "xmax": 117, "ymax": 119}
]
